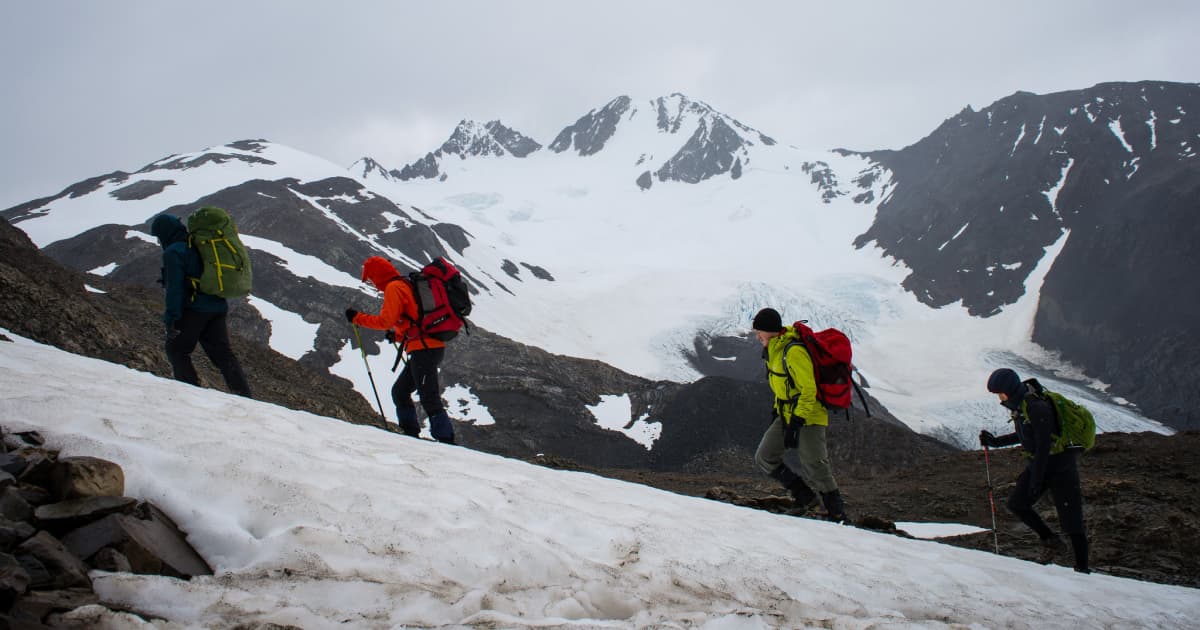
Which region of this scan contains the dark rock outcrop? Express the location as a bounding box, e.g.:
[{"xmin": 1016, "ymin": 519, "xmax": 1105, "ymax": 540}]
[
  {"xmin": 850, "ymin": 81, "xmax": 1200, "ymax": 430},
  {"xmin": 396, "ymin": 120, "xmax": 542, "ymax": 181}
]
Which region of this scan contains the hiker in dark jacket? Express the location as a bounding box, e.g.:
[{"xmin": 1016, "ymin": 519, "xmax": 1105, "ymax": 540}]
[
  {"xmin": 751, "ymin": 308, "xmax": 846, "ymax": 522},
  {"xmin": 980, "ymin": 368, "xmax": 1088, "ymax": 573},
  {"xmin": 150, "ymin": 214, "xmax": 252, "ymax": 398}
]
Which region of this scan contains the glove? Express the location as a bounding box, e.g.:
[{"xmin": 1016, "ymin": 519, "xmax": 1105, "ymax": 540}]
[
  {"xmin": 783, "ymin": 422, "xmax": 801, "ymax": 449},
  {"xmin": 165, "ymin": 322, "xmax": 181, "ymax": 345},
  {"xmin": 979, "ymin": 430, "xmax": 998, "ymax": 448},
  {"xmin": 384, "ymin": 329, "xmax": 396, "ymax": 344},
  {"xmin": 344, "ymin": 308, "xmax": 359, "ymax": 323}
]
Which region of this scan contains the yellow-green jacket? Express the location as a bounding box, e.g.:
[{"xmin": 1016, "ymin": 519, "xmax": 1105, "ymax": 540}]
[{"xmin": 765, "ymin": 327, "xmax": 829, "ymax": 427}]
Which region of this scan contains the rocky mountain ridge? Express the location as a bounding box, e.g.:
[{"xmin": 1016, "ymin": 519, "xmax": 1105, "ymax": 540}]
[
  {"xmin": 849, "ymin": 81, "xmax": 1200, "ymax": 430},
  {"xmin": 371, "ymin": 93, "xmax": 778, "ymax": 189}
]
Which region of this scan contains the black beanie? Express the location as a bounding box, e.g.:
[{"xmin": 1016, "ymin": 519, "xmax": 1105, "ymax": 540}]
[
  {"xmin": 752, "ymin": 308, "xmax": 784, "ymax": 333},
  {"xmin": 986, "ymin": 368, "xmax": 1023, "ymax": 397}
]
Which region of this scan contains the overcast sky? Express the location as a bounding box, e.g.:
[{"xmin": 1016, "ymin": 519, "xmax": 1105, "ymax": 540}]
[{"xmin": 2, "ymin": 1, "xmax": 1197, "ymax": 210}]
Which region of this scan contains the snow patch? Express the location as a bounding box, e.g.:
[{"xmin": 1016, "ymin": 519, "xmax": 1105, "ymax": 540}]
[
  {"xmin": 444, "ymin": 384, "xmax": 495, "ymax": 426},
  {"xmin": 585, "ymin": 394, "xmax": 663, "ymax": 450},
  {"xmin": 245, "ymin": 295, "xmax": 318, "ymax": 360},
  {"xmin": 1043, "ymin": 158, "xmax": 1075, "ymax": 216},
  {"xmin": 1108, "ymin": 118, "xmax": 1135, "ymax": 153}
]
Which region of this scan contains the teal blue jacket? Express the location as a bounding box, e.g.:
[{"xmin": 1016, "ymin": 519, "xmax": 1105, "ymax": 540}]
[{"xmin": 150, "ymin": 214, "xmax": 227, "ymax": 326}]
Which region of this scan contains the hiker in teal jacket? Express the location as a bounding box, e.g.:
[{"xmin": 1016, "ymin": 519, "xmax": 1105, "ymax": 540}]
[
  {"xmin": 751, "ymin": 308, "xmax": 846, "ymax": 522},
  {"xmin": 981, "ymin": 368, "xmax": 1088, "ymax": 573},
  {"xmin": 150, "ymin": 214, "xmax": 252, "ymax": 398}
]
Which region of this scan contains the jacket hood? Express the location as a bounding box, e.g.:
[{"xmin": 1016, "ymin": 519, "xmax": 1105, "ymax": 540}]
[
  {"xmin": 361, "ymin": 256, "xmax": 401, "ymax": 291},
  {"xmin": 150, "ymin": 214, "xmax": 188, "ymax": 248}
]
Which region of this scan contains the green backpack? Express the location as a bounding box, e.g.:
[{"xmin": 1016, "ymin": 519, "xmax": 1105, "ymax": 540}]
[
  {"xmin": 1024, "ymin": 379, "xmax": 1097, "ymax": 454},
  {"xmin": 187, "ymin": 206, "xmax": 252, "ymax": 298}
]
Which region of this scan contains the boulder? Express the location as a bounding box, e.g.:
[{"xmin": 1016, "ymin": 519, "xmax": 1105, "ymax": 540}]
[
  {"xmin": 0, "ymin": 518, "xmax": 36, "ymax": 550},
  {"xmin": 49, "ymin": 457, "xmax": 124, "ymax": 501},
  {"xmin": 14, "ymin": 483, "xmax": 52, "ymax": 508},
  {"xmin": 8, "ymin": 587, "xmax": 99, "ymax": 625},
  {"xmin": 61, "ymin": 504, "xmax": 211, "ymax": 578},
  {"xmin": 0, "ymin": 551, "xmax": 31, "ymax": 609},
  {"xmin": 17, "ymin": 451, "xmax": 56, "ymax": 488},
  {"xmin": 14, "ymin": 531, "xmax": 90, "ymax": 590},
  {"xmin": 90, "ymin": 548, "xmax": 131, "ymax": 573},
  {"xmin": 0, "ymin": 454, "xmax": 25, "ymax": 477},
  {"xmin": 0, "ymin": 488, "xmax": 32, "ymax": 523},
  {"xmin": 34, "ymin": 496, "xmax": 138, "ymax": 530}
]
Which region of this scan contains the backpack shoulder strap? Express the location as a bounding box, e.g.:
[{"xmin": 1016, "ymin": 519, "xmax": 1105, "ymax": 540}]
[{"xmin": 778, "ymin": 340, "xmax": 810, "ymax": 389}]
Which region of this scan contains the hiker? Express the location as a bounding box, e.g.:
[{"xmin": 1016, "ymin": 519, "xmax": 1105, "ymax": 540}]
[
  {"xmin": 980, "ymin": 367, "xmax": 1089, "ymax": 573},
  {"xmin": 750, "ymin": 308, "xmax": 846, "ymax": 522},
  {"xmin": 149, "ymin": 214, "xmax": 252, "ymax": 398},
  {"xmin": 346, "ymin": 256, "xmax": 454, "ymax": 444}
]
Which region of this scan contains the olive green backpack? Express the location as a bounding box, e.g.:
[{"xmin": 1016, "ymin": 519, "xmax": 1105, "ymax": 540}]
[
  {"xmin": 1023, "ymin": 378, "xmax": 1097, "ymax": 453},
  {"xmin": 187, "ymin": 206, "xmax": 252, "ymax": 298}
]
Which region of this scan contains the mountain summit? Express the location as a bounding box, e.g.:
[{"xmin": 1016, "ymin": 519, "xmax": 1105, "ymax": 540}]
[
  {"xmin": 551, "ymin": 93, "xmax": 777, "ymax": 188},
  {"xmin": 362, "ymin": 94, "xmax": 781, "ymax": 189},
  {"xmin": 386, "ymin": 119, "xmax": 542, "ymax": 181}
]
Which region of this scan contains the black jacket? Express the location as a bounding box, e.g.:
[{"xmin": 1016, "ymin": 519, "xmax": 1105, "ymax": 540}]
[{"xmin": 993, "ymin": 383, "xmax": 1057, "ymax": 493}]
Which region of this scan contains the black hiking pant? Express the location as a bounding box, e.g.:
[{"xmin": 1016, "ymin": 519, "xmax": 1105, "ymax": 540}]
[
  {"xmin": 1007, "ymin": 449, "xmax": 1086, "ymax": 537},
  {"xmin": 166, "ymin": 310, "xmax": 252, "ymax": 398},
  {"xmin": 392, "ymin": 347, "xmax": 447, "ymax": 438}
]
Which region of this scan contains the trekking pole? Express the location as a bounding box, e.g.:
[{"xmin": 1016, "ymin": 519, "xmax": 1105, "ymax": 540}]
[
  {"xmin": 983, "ymin": 444, "xmax": 1000, "ymax": 554},
  {"xmin": 351, "ymin": 324, "xmax": 388, "ymax": 425}
]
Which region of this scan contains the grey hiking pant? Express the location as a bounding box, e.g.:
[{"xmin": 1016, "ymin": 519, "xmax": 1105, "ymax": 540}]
[{"xmin": 755, "ymin": 416, "xmax": 838, "ymax": 493}]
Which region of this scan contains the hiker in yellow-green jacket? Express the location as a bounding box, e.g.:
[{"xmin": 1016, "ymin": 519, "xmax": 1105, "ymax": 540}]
[{"xmin": 751, "ymin": 308, "xmax": 846, "ymax": 522}]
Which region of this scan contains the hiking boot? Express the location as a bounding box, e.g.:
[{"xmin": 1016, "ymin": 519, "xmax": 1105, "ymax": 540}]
[
  {"xmin": 820, "ymin": 490, "xmax": 847, "ymax": 524},
  {"xmin": 788, "ymin": 479, "xmax": 819, "ymax": 510},
  {"xmin": 1069, "ymin": 533, "xmax": 1090, "ymax": 574},
  {"xmin": 1038, "ymin": 536, "xmax": 1066, "ymax": 564}
]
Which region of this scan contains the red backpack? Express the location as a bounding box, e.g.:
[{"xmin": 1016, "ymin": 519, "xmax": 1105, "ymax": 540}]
[
  {"xmin": 781, "ymin": 320, "xmax": 870, "ymax": 418},
  {"xmin": 404, "ymin": 257, "xmax": 472, "ymax": 342}
]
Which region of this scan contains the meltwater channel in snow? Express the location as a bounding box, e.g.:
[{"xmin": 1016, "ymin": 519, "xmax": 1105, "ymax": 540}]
[{"xmin": 2, "ymin": 332, "xmax": 1197, "ymax": 628}]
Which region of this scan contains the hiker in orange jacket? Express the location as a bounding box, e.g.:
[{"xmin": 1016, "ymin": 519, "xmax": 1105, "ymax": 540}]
[{"xmin": 346, "ymin": 256, "xmax": 454, "ymax": 443}]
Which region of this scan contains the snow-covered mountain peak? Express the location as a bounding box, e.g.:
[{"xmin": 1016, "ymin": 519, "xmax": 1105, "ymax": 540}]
[
  {"xmin": 388, "ymin": 119, "xmax": 543, "ymax": 182},
  {"xmin": 442, "ymin": 119, "xmax": 542, "ymax": 159},
  {"xmin": 351, "ymin": 156, "xmax": 393, "ymax": 181},
  {"xmin": 651, "ymin": 92, "xmax": 776, "ymax": 147}
]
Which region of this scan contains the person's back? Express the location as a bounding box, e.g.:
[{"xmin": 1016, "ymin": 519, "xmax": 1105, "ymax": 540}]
[
  {"xmin": 347, "ymin": 256, "xmax": 454, "ymax": 443},
  {"xmin": 150, "ymin": 214, "xmax": 251, "ymax": 398}
]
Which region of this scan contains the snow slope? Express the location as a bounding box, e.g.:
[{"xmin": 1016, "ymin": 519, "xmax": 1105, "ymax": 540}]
[{"xmin": 1, "ymin": 333, "xmax": 1197, "ymax": 629}]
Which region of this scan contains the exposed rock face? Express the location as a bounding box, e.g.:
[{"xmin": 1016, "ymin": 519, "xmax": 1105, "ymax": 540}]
[
  {"xmin": 550, "ymin": 94, "xmax": 777, "ymax": 188},
  {"xmin": 550, "ymin": 95, "xmax": 632, "ymax": 156},
  {"xmin": 395, "ymin": 120, "xmax": 543, "ymax": 181},
  {"xmin": 850, "ymin": 81, "xmax": 1200, "ymax": 430},
  {"xmin": 654, "ymin": 117, "xmax": 746, "ymax": 184}
]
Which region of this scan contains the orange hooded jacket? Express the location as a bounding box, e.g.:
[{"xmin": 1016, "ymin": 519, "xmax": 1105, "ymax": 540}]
[{"xmin": 352, "ymin": 256, "xmax": 446, "ymax": 352}]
